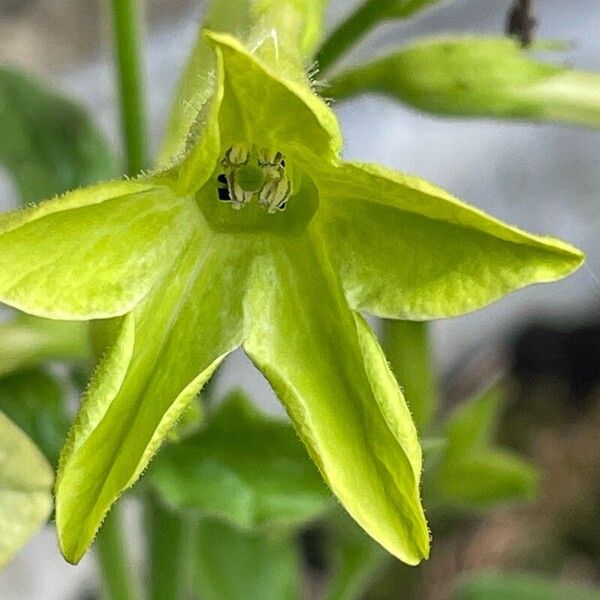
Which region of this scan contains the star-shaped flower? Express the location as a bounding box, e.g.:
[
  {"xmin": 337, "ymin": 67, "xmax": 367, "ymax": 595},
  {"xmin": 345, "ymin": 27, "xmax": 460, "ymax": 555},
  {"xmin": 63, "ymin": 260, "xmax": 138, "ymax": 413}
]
[{"xmin": 0, "ymin": 29, "xmax": 582, "ymax": 566}]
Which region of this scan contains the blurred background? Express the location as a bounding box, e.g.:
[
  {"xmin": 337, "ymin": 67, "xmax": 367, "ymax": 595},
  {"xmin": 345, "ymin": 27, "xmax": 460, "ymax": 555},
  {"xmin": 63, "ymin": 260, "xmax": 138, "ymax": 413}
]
[{"xmin": 0, "ymin": 0, "xmax": 599, "ymax": 598}]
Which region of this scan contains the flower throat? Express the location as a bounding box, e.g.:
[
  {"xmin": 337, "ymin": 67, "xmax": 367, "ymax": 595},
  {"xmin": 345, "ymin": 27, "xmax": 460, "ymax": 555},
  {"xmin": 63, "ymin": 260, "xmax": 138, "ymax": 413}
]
[{"xmin": 216, "ymin": 144, "xmax": 292, "ymax": 213}]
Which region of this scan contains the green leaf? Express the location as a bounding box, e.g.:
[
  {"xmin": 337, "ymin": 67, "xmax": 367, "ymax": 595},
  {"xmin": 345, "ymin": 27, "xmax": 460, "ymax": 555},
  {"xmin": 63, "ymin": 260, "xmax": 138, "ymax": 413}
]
[
  {"xmin": 0, "ymin": 68, "xmax": 116, "ymax": 205},
  {"xmin": 159, "ymin": 0, "xmax": 328, "ymax": 165},
  {"xmin": 424, "ymin": 388, "xmax": 538, "ymax": 511},
  {"xmin": 329, "ymin": 36, "xmax": 600, "ymax": 128},
  {"xmin": 0, "ymin": 369, "xmax": 70, "ymax": 466},
  {"xmin": 323, "ymin": 510, "xmax": 388, "ymax": 600},
  {"xmin": 0, "ymin": 411, "xmax": 53, "ymax": 567},
  {"xmin": 444, "ymin": 386, "xmax": 503, "ymax": 452},
  {"xmin": 244, "ymin": 229, "xmax": 429, "ymax": 565},
  {"xmin": 0, "ymin": 314, "xmax": 90, "ymax": 378},
  {"xmin": 149, "ymin": 391, "xmax": 331, "ymax": 529},
  {"xmin": 453, "ymin": 570, "xmax": 600, "ymax": 600},
  {"xmin": 319, "ymin": 162, "xmax": 584, "ymax": 320},
  {"xmin": 0, "ymin": 179, "xmax": 194, "ymax": 319},
  {"xmin": 426, "ymin": 451, "xmax": 538, "ymax": 510},
  {"xmin": 195, "ymin": 518, "xmax": 302, "ymax": 600},
  {"xmin": 56, "ymin": 233, "xmax": 250, "ymax": 563}
]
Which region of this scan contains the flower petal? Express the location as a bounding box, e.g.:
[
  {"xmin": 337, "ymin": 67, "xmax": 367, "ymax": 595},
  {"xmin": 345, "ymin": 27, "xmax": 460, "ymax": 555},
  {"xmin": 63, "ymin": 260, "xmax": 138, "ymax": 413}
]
[
  {"xmin": 243, "ymin": 230, "xmax": 429, "ymax": 565},
  {"xmin": 206, "ymin": 31, "xmax": 341, "ymax": 168},
  {"xmin": 0, "ymin": 179, "xmax": 195, "ymax": 320},
  {"xmin": 159, "ymin": 0, "xmax": 328, "ymax": 165},
  {"xmin": 56, "ymin": 231, "xmax": 252, "ymax": 563},
  {"xmin": 319, "ymin": 162, "xmax": 584, "ymax": 319},
  {"xmin": 168, "ymin": 46, "xmax": 224, "ymax": 195}
]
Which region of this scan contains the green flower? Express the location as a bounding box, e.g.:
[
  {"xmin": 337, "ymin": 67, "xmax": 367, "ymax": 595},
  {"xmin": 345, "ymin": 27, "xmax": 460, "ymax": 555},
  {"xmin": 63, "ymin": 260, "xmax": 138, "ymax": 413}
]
[{"xmin": 0, "ymin": 23, "xmax": 583, "ymax": 566}]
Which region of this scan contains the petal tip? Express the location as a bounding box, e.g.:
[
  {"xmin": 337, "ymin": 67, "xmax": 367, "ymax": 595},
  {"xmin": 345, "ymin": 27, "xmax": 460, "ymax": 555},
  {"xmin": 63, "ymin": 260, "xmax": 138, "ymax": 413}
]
[
  {"xmin": 380, "ymin": 507, "xmax": 431, "ymax": 566},
  {"xmin": 548, "ymin": 240, "xmax": 585, "ymax": 279},
  {"xmin": 202, "ymin": 29, "xmax": 236, "ymax": 50},
  {"xmin": 395, "ymin": 535, "xmax": 430, "ymax": 566},
  {"xmin": 571, "ymin": 247, "xmax": 586, "ymax": 268},
  {"xmin": 57, "ymin": 526, "xmax": 87, "ymax": 566}
]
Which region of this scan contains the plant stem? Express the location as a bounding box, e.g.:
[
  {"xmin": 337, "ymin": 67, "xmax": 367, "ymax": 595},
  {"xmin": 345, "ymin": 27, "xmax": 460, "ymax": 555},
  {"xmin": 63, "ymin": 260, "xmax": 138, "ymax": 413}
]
[
  {"xmin": 110, "ymin": 0, "xmax": 148, "ymax": 175},
  {"xmin": 146, "ymin": 496, "xmax": 192, "ymax": 600},
  {"xmin": 381, "ymin": 320, "xmax": 437, "ymax": 434},
  {"xmin": 95, "ymin": 505, "xmax": 138, "ymax": 600},
  {"xmin": 316, "ymin": 0, "xmax": 388, "ymax": 76},
  {"xmin": 93, "ymin": 3, "xmax": 148, "ymax": 599}
]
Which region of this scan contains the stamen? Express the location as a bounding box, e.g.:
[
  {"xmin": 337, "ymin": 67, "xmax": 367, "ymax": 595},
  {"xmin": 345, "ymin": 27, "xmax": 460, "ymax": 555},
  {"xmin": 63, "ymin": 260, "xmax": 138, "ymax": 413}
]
[
  {"xmin": 228, "ymin": 171, "xmax": 254, "ymax": 208},
  {"xmin": 259, "ymin": 174, "xmax": 292, "ymax": 213},
  {"xmin": 217, "ymin": 145, "xmax": 292, "ymax": 212},
  {"xmin": 258, "ymin": 149, "xmax": 284, "ymax": 167},
  {"xmin": 223, "ymin": 144, "xmax": 250, "ymax": 166}
]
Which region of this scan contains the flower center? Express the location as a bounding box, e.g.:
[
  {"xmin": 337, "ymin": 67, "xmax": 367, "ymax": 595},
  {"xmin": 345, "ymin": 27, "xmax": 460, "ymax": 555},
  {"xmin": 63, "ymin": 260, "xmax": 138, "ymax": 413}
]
[
  {"xmin": 236, "ymin": 164, "xmax": 265, "ymax": 192},
  {"xmin": 216, "ymin": 144, "xmax": 292, "ymax": 213},
  {"xmin": 197, "ymin": 142, "xmax": 318, "ymax": 235}
]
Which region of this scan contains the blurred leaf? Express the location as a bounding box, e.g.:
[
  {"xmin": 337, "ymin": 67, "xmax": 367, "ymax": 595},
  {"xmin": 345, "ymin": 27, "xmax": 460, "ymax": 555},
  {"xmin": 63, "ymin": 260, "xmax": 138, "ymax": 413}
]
[
  {"xmin": 329, "ymin": 36, "xmax": 600, "ymax": 128},
  {"xmin": 0, "ymin": 411, "xmax": 54, "ymax": 567},
  {"xmin": 0, "ymin": 67, "xmax": 116, "ymax": 205},
  {"xmin": 195, "ymin": 518, "xmax": 302, "ymax": 600},
  {"xmin": 0, "ymin": 314, "xmax": 90, "ymax": 378},
  {"xmin": 445, "ymin": 386, "xmax": 502, "ymax": 452},
  {"xmin": 424, "ymin": 387, "xmax": 538, "ymax": 511},
  {"xmin": 428, "ymin": 451, "xmax": 538, "ymax": 510},
  {"xmin": 0, "ymin": 369, "xmax": 70, "ymax": 467},
  {"xmin": 148, "ymin": 391, "xmax": 331, "ymax": 530},
  {"xmin": 421, "ymin": 437, "xmax": 446, "ymax": 464},
  {"xmin": 323, "ymin": 510, "xmax": 388, "ymax": 600},
  {"xmin": 453, "ymin": 570, "xmax": 600, "ymax": 600}
]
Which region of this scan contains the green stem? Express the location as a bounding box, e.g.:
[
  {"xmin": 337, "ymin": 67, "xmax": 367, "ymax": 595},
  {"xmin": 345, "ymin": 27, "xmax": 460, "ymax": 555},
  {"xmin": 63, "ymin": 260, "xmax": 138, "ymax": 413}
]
[
  {"xmin": 95, "ymin": 505, "xmax": 138, "ymax": 600},
  {"xmin": 381, "ymin": 320, "xmax": 437, "ymax": 434},
  {"xmin": 316, "ymin": 0, "xmax": 388, "ymax": 75},
  {"xmin": 93, "ymin": 3, "xmax": 149, "ymax": 598},
  {"xmin": 146, "ymin": 496, "xmax": 192, "ymax": 600},
  {"xmin": 110, "ymin": 0, "xmax": 148, "ymax": 175}
]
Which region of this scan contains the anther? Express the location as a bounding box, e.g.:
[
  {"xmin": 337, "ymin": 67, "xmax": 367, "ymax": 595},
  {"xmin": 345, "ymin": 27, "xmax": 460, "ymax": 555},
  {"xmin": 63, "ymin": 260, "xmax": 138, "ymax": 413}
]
[
  {"xmin": 259, "ymin": 174, "xmax": 292, "ymax": 213},
  {"xmin": 217, "ymin": 145, "xmax": 292, "ymax": 212},
  {"xmin": 223, "ymin": 145, "xmax": 250, "ymax": 167}
]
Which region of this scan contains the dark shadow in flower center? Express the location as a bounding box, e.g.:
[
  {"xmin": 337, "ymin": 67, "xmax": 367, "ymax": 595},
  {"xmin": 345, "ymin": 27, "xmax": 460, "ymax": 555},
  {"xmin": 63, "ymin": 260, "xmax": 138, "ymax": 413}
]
[{"xmin": 197, "ymin": 168, "xmax": 319, "ymax": 236}]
